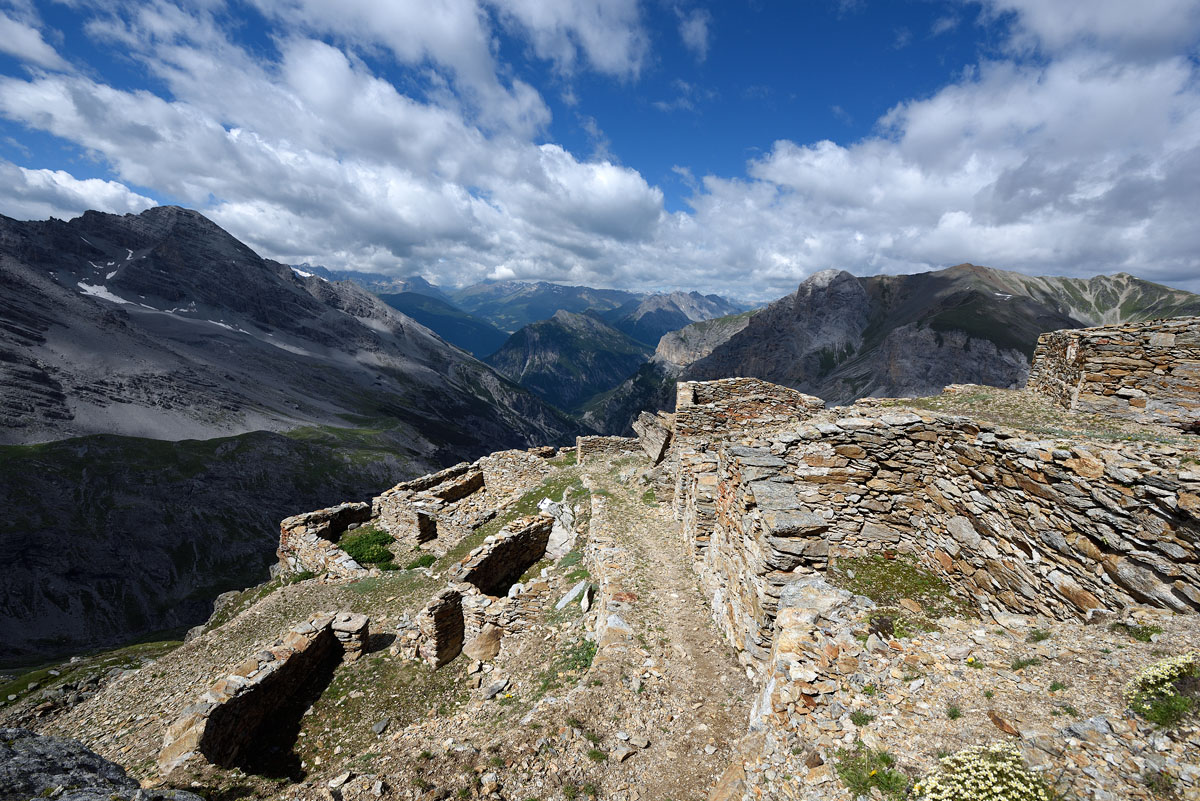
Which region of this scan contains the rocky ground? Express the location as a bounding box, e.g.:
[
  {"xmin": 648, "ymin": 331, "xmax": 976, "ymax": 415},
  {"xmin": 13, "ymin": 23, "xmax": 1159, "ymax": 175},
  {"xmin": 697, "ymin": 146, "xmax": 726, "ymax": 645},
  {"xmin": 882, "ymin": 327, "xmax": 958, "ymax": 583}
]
[{"xmin": 3, "ymin": 434, "xmax": 1199, "ymax": 801}]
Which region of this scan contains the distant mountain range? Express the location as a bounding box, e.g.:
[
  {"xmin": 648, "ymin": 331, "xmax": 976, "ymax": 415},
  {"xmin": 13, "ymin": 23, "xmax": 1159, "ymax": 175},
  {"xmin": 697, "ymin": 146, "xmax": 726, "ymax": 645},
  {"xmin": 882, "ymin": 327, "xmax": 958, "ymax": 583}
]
[{"xmin": 584, "ymin": 264, "xmax": 1200, "ymax": 434}]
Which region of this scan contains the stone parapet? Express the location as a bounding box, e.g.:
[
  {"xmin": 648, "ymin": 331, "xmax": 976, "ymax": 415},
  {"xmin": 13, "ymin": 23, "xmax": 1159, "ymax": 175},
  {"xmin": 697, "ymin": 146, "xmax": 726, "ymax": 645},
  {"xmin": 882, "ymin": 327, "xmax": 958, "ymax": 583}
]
[
  {"xmin": 1028, "ymin": 316, "xmax": 1200, "ymax": 431},
  {"xmin": 575, "ymin": 435, "xmax": 638, "ymax": 464},
  {"xmin": 677, "ymin": 403, "xmax": 1200, "ymax": 674},
  {"xmin": 449, "ymin": 515, "xmax": 552, "ymax": 596}
]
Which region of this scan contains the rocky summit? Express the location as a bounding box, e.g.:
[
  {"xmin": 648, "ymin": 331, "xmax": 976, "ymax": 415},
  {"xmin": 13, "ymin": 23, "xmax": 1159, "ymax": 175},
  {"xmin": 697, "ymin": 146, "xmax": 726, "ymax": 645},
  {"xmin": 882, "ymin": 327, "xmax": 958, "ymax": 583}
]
[{"xmin": 2, "ymin": 316, "xmax": 1198, "ymax": 801}]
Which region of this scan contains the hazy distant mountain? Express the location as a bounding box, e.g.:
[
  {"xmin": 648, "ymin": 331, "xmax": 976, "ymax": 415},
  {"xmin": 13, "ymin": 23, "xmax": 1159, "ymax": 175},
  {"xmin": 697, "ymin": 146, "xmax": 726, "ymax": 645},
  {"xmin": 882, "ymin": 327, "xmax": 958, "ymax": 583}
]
[
  {"xmin": 296, "ymin": 264, "xmax": 452, "ymax": 303},
  {"xmin": 0, "ymin": 206, "xmax": 582, "ymax": 662},
  {"xmin": 486, "ymin": 310, "xmax": 652, "ymax": 411},
  {"xmin": 603, "ymin": 291, "xmax": 746, "ymax": 346},
  {"xmin": 377, "ymin": 291, "xmax": 509, "ymax": 358},
  {"xmin": 449, "ymin": 281, "xmax": 640, "ymax": 333},
  {"xmin": 585, "ymin": 263, "xmax": 1200, "ymax": 433}
]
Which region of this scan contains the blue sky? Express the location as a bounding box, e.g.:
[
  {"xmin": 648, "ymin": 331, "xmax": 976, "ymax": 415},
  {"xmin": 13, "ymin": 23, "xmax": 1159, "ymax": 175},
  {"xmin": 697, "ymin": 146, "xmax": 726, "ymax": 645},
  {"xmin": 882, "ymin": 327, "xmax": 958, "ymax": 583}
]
[{"xmin": 1, "ymin": 1, "xmax": 1199, "ymax": 299}]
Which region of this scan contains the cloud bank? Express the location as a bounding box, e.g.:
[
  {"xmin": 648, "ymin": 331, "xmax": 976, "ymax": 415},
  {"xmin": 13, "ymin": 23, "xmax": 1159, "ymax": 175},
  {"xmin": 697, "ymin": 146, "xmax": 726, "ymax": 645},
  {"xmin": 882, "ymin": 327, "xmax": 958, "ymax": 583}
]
[{"xmin": 0, "ymin": 0, "xmax": 1197, "ymax": 299}]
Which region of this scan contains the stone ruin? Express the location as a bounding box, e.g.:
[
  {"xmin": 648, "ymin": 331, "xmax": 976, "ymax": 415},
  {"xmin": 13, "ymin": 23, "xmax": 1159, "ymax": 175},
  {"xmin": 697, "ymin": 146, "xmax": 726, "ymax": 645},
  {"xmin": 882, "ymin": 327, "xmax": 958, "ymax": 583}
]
[
  {"xmin": 1028, "ymin": 315, "xmax": 1200, "ymax": 431},
  {"xmin": 652, "ymin": 376, "xmax": 1200, "ymax": 678},
  {"xmin": 410, "ymin": 515, "xmax": 556, "ymax": 669},
  {"xmin": 277, "ymin": 502, "xmax": 372, "ymax": 578},
  {"xmin": 276, "ymin": 446, "xmax": 561, "ymax": 578},
  {"xmin": 158, "ymin": 611, "xmax": 368, "ymax": 777},
  {"xmin": 575, "ymin": 434, "xmax": 638, "ymax": 464},
  {"xmin": 617, "ymin": 363, "xmax": 1200, "ymax": 799}
]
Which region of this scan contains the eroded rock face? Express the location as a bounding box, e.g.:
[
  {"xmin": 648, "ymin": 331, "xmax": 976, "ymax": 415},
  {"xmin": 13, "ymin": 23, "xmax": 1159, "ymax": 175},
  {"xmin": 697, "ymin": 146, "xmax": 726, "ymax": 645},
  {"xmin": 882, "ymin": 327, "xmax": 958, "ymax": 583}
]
[{"xmin": 1, "ymin": 727, "xmax": 203, "ymax": 801}]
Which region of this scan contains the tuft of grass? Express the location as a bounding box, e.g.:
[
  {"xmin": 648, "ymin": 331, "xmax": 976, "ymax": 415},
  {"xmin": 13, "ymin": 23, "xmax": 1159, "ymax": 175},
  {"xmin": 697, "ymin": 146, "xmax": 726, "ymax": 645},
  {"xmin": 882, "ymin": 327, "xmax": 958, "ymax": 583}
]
[
  {"xmin": 535, "ymin": 639, "xmax": 599, "ymax": 695},
  {"xmin": 850, "ymin": 710, "xmax": 874, "ymax": 726},
  {"xmin": 1049, "ymin": 681, "xmax": 1067, "ymax": 692},
  {"xmin": 1011, "ymin": 656, "xmax": 1041, "ymax": 671},
  {"xmin": 828, "ymin": 554, "xmax": 971, "ymax": 621},
  {"xmin": 586, "ymin": 748, "xmax": 607, "ymax": 762},
  {"xmin": 340, "ymin": 525, "xmax": 398, "ymax": 569},
  {"xmin": 641, "ymin": 488, "xmax": 657, "ymax": 506},
  {"xmin": 405, "ymin": 553, "xmax": 436, "ymax": 570},
  {"xmin": 946, "ymin": 704, "xmax": 962, "ymax": 720},
  {"xmin": 1026, "ymin": 629, "xmax": 1052, "ymax": 644},
  {"xmin": 1110, "ymin": 622, "xmax": 1164, "ymax": 642},
  {"xmin": 862, "ymin": 684, "xmax": 878, "ymax": 697},
  {"xmin": 1143, "ymin": 769, "xmax": 1178, "ymax": 798},
  {"xmin": 834, "ymin": 745, "xmax": 909, "ymax": 799}
]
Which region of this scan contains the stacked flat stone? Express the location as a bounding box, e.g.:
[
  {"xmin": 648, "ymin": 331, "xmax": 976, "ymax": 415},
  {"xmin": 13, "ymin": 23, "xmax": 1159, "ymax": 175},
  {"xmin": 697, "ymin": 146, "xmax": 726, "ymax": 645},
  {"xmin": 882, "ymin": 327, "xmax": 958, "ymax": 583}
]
[
  {"xmin": 417, "ymin": 589, "xmax": 464, "ymax": 668},
  {"xmin": 157, "ymin": 610, "xmax": 368, "ymax": 777},
  {"xmin": 276, "ymin": 502, "xmax": 372, "ymax": 578},
  {"xmin": 673, "ymin": 400, "xmax": 1200, "ymax": 676},
  {"xmin": 449, "ymin": 515, "xmax": 552, "ymax": 596},
  {"xmin": 1028, "ymin": 316, "xmax": 1200, "ymax": 431},
  {"xmin": 575, "ymin": 435, "xmax": 638, "ymax": 464}
]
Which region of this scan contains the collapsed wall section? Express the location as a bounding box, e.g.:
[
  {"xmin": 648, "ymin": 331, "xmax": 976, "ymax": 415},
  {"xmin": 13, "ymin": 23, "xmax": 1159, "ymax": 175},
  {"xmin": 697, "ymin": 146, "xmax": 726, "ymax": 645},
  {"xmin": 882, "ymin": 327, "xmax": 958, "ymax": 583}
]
[
  {"xmin": 1028, "ymin": 316, "xmax": 1200, "ymax": 431},
  {"xmin": 679, "ymin": 405, "xmax": 1200, "ymax": 673}
]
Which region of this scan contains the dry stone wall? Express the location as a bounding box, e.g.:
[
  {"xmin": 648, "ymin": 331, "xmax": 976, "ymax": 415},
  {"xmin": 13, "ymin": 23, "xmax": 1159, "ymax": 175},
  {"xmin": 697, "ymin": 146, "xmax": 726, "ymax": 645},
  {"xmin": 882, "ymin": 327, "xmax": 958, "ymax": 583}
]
[
  {"xmin": 276, "ymin": 502, "xmax": 372, "ymax": 578},
  {"xmin": 373, "ymin": 448, "xmax": 555, "ymax": 552},
  {"xmin": 575, "ymin": 435, "xmax": 638, "ymax": 464},
  {"xmin": 671, "ymin": 378, "xmax": 826, "ymax": 571},
  {"xmin": 158, "ymin": 611, "xmax": 368, "ymax": 775},
  {"xmin": 1028, "ymin": 316, "xmax": 1200, "ymax": 431},
  {"xmin": 674, "ymin": 398, "xmax": 1200, "ymax": 675},
  {"xmin": 450, "ymin": 515, "xmax": 552, "ymax": 596}
]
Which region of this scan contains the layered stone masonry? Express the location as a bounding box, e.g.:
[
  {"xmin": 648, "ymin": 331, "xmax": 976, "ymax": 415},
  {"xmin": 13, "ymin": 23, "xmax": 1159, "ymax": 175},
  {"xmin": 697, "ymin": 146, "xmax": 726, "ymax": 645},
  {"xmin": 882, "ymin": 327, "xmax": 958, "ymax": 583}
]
[
  {"xmin": 374, "ymin": 448, "xmax": 555, "ymax": 552},
  {"xmin": 675, "ymin": 401, "xmax": 1200, "ymax": 676},
  {"xmin": 449, "ymin": 515, "xmax": 553, "ymax": 596},
  {"xmin": 1028, "ymin": 316, "xmax": 1200, "ymax": 431},
  {"xmin": 407, "ymin": 515, "xmax": 556, "ymax": 668},
  {"xmin": 670, "ymin": 378, "xmax": 826, "ymax": 569},
  {"xmin": 277, "ymin": 502, "xmax": 372, "ymax": 578},
  {"xmin": 416, "ymin": 589, "xmax": 464, "ymax": 668},
  {"xmin": 157, "ymin": 610, "xmax": 368, "ymax": 776},
  {"xmin": 575, "ymin": 435, "xmax": 638, "ymax": 464}
]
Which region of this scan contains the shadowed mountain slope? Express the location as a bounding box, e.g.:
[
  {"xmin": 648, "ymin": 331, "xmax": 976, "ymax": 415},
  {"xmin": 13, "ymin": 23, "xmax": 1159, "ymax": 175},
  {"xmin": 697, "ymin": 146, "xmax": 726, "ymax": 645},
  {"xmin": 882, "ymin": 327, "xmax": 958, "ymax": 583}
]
[
  {"xmin": 0, "ymin": 206, "xmax": 584, "ymax": 663},
  {"xmin": 486, "ymin": 310, "xmax": 652, "ymax": 412}
]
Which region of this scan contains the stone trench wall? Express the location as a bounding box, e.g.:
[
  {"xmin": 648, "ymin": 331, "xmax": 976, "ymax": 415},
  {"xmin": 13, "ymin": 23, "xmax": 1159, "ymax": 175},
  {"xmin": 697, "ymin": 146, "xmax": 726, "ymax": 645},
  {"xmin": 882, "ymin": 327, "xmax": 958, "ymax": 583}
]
[
  {"xmin": 158, "ymin": 611, "xmax": 368, "ymax": 776},
  {"xmin": 671, "ymin": 378, "xmax": 826, "ymax": 569},
  {"xmin": 277, "ymin": 503, "xmax": 372, "ymax": 578},
  {"xmin": 1027, "ymin": 316, "xmax": 1200, "ymax": 431},
  {"xmin": 373, "ymin": 448, "xmax": 555, "ymax": 549},
  {"xmin": 449, "ymin": 515, "xmax": 552, "ymax": 596},
  {"xmin": 575, "ymin": 435, "xmax": 638, "ymax": 464},
  {"xmin": 678, "ymin": 406, "xmax": 1200, "ymax": 674}
]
